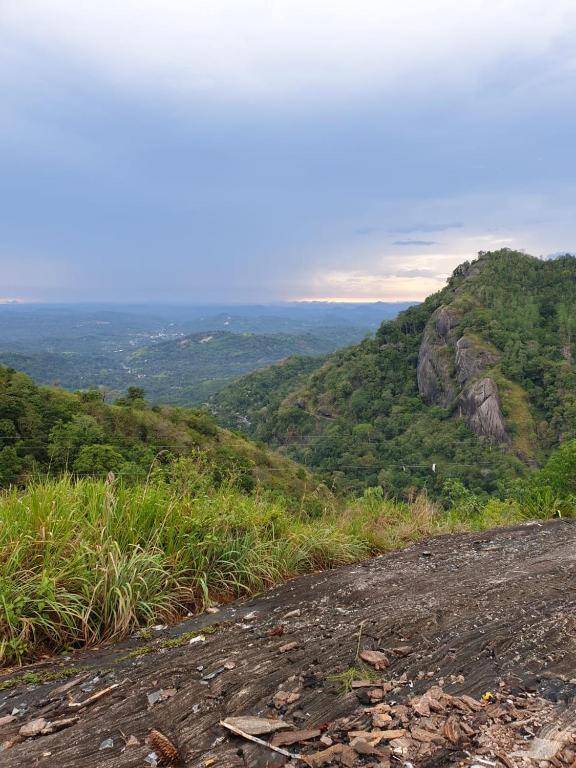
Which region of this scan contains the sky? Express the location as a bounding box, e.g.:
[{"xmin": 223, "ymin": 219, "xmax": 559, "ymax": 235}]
[{"xmin": 1, "ymin": 1, "xmax": 576, "ymax": 303}]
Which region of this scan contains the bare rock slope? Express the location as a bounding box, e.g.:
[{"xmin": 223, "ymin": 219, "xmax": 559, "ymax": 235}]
[
  {"xmin": 1, "ymin": 520, "xmax": 575, "ymax": 767},
  {"xmin": 417, "ymin": 305, "xmax": 507, "ymax": 444}
]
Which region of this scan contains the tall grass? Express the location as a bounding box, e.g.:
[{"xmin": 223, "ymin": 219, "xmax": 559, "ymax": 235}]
[
  {"xmin": 0, "ymin": 474, "xmax": 375, "ymax": 665},
  {"xmin": 0, "ymin": 473, "xmax": 559, "ymax": 666}
]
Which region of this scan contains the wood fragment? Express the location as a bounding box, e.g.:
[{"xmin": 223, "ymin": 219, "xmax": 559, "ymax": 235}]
[
  {"xmin": 41, "ymin": 717, "xmax": 79, "ymax": 735},
  {"xmin": 68, "ymin": 682, "xmax": 123, "ymax": 709},
  {"xmin": 220, "ymin": 719, "xmax": 303, "ymax": 759}
]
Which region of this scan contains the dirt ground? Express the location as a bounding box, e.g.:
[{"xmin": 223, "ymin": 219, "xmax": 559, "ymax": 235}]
[{"xmin": 1, "ymin": 519, "xmax": 575, "ymax": 767}]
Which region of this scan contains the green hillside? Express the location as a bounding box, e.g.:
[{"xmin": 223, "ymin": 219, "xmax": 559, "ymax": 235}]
[
  {"xmin": 0, "ymin": 328, "xmax": 369, "ymax": 405},
  {"xmin": 210, "ymin": 250, "xmax": 576, "ymax": 496},
  {"xmin": 0, "ymin": 366, "xmax": 324, "ymax": 500},
  {"xmin": 209, "ymin": 354, "xmax": 324, "ymax": 431},
  {"xmin": 123, "ymin": 330, "xmax": 352, "ymax": 403}
]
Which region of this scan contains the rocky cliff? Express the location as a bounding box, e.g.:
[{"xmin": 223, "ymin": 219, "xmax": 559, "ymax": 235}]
[{"xmin": 417, "ymin": 305, "xmax": 507, "ymax": 444}]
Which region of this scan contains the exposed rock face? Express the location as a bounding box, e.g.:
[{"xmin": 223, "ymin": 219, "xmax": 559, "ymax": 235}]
[
  {"xmin": 417, "ymin": 306, "xmax": 507, "ymax": 444},
  {"xmin": 417, "ymin": 307, "xmax": 459, "ymax": 408},
  {"xmin": 455, "ymin": 335, "xmax": 499, "ymax": 385},
  {"xmin": 457, "ymin": 377, "xmax": 508, "ymax": 443}
]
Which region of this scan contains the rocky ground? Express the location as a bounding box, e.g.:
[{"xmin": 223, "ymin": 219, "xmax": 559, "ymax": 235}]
[{"xmin": 1, "ymin": 519, "xmax": 575, "ymax": 767}]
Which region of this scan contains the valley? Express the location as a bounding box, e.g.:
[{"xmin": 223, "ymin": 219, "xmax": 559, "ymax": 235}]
[{"xmin": 0, "ymin": 302, "xmax": 410, "ymax": 404}]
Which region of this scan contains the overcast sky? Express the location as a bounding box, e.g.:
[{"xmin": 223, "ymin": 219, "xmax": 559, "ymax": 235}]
[{"xmin": 1, "ymin": 1, "xmax": 575, "ymax": 302}]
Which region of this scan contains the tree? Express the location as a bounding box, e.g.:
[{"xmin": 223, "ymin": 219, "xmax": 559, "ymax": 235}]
[{"xmin": 73, "ymin": 444, "xmax": 125, "ymax": 476}]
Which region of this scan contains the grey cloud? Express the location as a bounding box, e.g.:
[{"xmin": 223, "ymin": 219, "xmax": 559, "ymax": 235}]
[{"xmin": 392, "ymin": 223, "xmax": 463, "ymax": 234}]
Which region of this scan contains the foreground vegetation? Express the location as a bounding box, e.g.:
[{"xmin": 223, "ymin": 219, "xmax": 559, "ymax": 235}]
[{"xmin": 1, "ymin": 442, "xmax": 574, "ymax": 666}]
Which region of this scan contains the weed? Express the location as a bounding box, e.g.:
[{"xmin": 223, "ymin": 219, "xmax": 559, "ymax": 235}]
[{"xmin": 328, "ymin": 665, "xmax": 382, "ymax": 693}]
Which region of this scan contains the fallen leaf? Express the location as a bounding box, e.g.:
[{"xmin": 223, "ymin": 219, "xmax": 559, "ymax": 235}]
[{"xmin": 222, "ymin": 716, "xmax": 293, "ymax": 736}]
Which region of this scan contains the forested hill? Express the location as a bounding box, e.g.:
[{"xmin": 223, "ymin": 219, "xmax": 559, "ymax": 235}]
[
  {"xmin": 210, "ymin": 250, "xmax": 576, "ymax": 496},
  {"xmin": 0, "ymin": 367, "xmax": 322, "ymax": 499}
]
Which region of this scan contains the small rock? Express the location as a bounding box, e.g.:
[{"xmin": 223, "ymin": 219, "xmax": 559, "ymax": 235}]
[
  {"xmin": 125, "ymin": 735, "xmax": 140, "ymax": 748},
  {"xmin": 19, "ymin": 718, "xmax": 48, "ymax": 738},
  {"xmin": 380, "ymin": 729, "xmax": 406, "ymax": 740},
  {"xmin": 99, "ymin": 738, "xmax": 114, "ymax": 750},
  {"xmin": 0, "ymin": 715, "xmax": 16, "ymax": 727},
  {"xmin": 373, "ymin": 712, "xmax": 393, "ymax": 727},
  {"xmin": 273, "ymin": 689, "xmax": 301, "ymax": 708},
  {"xmin": 147, "ymin": 690, "xmax": 162, "ymax": 706},
  {"xmin": 359, "ymin": 650, "xmax": 390, "ymax": 670},
  {"xmin": 391, "ymin": 645, "xmax": 413, "ymax": 657},
  {"xmin": 279, "ymin": 641, "xmax": 299, "ymax": 653}
]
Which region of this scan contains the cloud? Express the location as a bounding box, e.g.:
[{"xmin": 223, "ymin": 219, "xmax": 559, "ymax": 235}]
[
  {"xmin": 392, "ymin": 223, "xmax": 464, "ymax": 234},
  {"xmin": 301, "ymin": 269, "xmax": 447, "ymax": 301},
  {"xmin": 3, "ymin": 1, "xmax": 575, "ymax": 104},
  {"xmin": 1, "ymin": 3, "xmax": 576, "ymax": 302}
]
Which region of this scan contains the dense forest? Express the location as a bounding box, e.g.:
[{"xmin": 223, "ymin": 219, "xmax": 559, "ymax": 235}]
[
  {"xmin": 0, "ymin": 367, "xmax": 323, "ymax": 500},
  {"xmin": 211, "ymin": 250, "xmax": 576, "ymax": 497}
]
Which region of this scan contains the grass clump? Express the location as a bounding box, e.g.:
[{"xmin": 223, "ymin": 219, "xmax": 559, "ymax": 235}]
[
  {"xmin": 329, "ymin": 665, "xmax": 382, "ymax": 693},
  {"xmin": 0, "ymin": 666, "xmax": 82, "ymax": 691},
  {"xmin": 0, "ymin": 461, "xmax": 568, "ymax": 666},
  {"xmin": 0, "ymin": 473, "xmax": 374, "ymax": 665}
]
